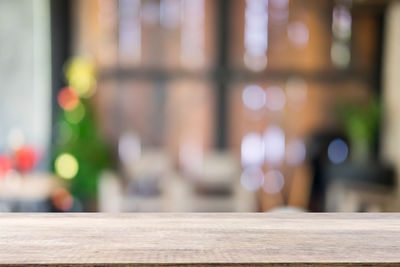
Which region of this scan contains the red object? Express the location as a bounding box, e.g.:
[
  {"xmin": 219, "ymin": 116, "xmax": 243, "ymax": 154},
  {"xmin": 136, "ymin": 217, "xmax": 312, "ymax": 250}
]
[
  {"xmin": 57, "ymin": 87, "xmax": 79, "ymax": 111},
  {"xmin": 0, "ymin": 155, "xmax": 12, "ymax": 178},
  {"xmin": 15, "ymin": 146, "xmax": 36, "ymax": 172}
]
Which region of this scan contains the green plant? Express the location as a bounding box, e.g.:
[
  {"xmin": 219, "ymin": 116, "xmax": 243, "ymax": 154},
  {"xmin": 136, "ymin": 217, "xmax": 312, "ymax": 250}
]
[
  {"xmin": 51, "ymin": 58, "xmax": 112, "ymax": 209},
  {"xmin": 337, "ymin": 97, "xmax": 380, "ymax": 161}
]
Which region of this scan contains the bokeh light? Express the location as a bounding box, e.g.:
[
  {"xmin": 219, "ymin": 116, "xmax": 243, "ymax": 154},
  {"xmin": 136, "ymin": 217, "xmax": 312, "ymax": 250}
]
[
  {"xmin": 55, "ymin": 153, "xmax": 79, "ymax": 179},
  {"xmin": 331, "ymin": 41, "xmax": 351, "ymax": 68},
  {"xmin": 244, "ymin": 54, "xmax": 268, "ymax": 72},
  {"xmin": 64, "ymin": 102, "xmax": 85, "ymax": 124},
  {"xmin": 240, "ymin": 167, "xmax": 264, "ymax": 191},
  {"xmin": 52, "ymin": 188, "xmax": 74, "ymax": 211},
  {"xmin": 118, "ymin": 132, "xmax": 141, "ymax": 165},
  {"xmin": 242, "ymin": 85, "xmax": 266, "ymax": 111},
  {"xmin": 244, "ymin": 0, "xmax": 269, "ymax": 71},
  {"xmin": 57, "ymin": 87, "xmax": 79, "ymax": 111},
  {"xmin": 65, "ymin": 58, "xmax": 96, "ymax": 98},
  {"xmin": 332, "ymin": 5, "xmax": 352, "ymax": 41},
  {"xmin": 15, "ymin": 146, "xmax": 36, "ymax": 172},
  {"xmin": 265, "ymin": 86, "xmax": 286, "ymax": 111},
  {"xmin": 241, "ymin": 132, "xmax": 265, "ymax": 167},
  {"xmin": 264, "ymin": 125, "xmax": 285, "ymax": 165},
  {"xmin": 287, "ymin": 21, "xmax": 309, "ymax": 48},
  {"xmin": 0, "ymin": 155, "xmax": 12, "ymax": 178},
  {"xmin": 263, "ymin": 170, "xmax": 285, "ymax": 194},
  {"xmin": 327, "ymin": 138, "xmax": 349, "ymax": 164}
]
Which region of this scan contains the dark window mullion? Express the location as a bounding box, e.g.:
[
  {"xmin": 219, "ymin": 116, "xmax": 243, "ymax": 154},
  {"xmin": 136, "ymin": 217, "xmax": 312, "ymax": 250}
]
[{"xmin": 215, "ymin": 0, "xmax": 230, "ymax": 149}]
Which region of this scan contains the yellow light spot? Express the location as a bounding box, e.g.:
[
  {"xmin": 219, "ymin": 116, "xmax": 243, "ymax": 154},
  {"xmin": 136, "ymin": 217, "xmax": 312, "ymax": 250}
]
[
  {"xmin": 55, "ymin": 153, "xmax": 79, "ymax": 179},
  {"xmin": 65, "ymin": 58, "xmax": 97, "ymax": 98},
  {"xmin": 65, "ymin": 102, "xmax": 85, "ymax": 124}
]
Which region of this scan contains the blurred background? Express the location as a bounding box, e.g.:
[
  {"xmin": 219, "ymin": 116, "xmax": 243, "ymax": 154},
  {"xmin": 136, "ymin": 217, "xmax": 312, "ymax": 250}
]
[{"xmin": 1, "ymin": 0, "xmax": 400, "ymax": 212}]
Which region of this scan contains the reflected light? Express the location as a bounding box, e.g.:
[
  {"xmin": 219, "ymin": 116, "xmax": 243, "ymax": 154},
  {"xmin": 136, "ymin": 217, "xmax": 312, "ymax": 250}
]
[
  {"xmin": 55, "ymin": 153, "xmax": 79, "ymax": 179},
  {"xmin": 264, "ymin": 125, "xmax": 285, "ymax": 165},
  {"xmin": 65, "ymin": 102, "xmax": 85, "ymax": 124},
  {"xmin": 241, "ymin": 167, "xmax": 264, "ymax": 191},
  {"xmin": 286, "ymin": 139, "xmax": 306, "ymax": 166},
  {"xmin": 242, "ymin": 85, "xmax": 266, "ymax": 111},
  {"xmin": 328, "ymin": 138, "xmax": 348, "ymax": 164},
  {"xmin": 241, "ymin": 133, "xmax": 265, "ymax": 167},
  {"xmin": 287, "ymin": 21, "xmax": 309, "ymax": 48},
  {"xmin": 58, "ymin": 87, "xmax": 79, "ymax": 111},
  {"xmin": 263, "ymin": 170, "xmax": 284, "ymax": 194},
  {"xmin": 265, "ymin": 86, "xmax": 286, "ymax": 111}
]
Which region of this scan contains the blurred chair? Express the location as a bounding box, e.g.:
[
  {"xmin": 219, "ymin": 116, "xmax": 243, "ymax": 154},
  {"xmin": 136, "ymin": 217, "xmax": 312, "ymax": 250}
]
[{"xmin": 98, "ymin": 150, "xmax": 257, "ymax": 212}]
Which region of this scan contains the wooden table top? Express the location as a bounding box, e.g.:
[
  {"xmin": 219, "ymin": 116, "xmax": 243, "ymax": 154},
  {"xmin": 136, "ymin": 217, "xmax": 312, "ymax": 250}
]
[{"xmin": 0, "ymin": 213, "xmax": 399, "ymax": 266}]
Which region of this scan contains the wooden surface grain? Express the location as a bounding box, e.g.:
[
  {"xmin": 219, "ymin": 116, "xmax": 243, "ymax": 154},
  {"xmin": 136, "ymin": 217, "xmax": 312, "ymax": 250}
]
[{"xmin": 0, "ymin": 213, "xmax": 399, "ymax": 266}]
